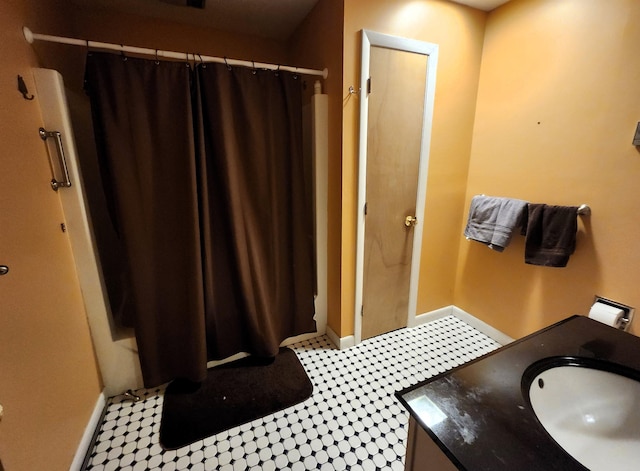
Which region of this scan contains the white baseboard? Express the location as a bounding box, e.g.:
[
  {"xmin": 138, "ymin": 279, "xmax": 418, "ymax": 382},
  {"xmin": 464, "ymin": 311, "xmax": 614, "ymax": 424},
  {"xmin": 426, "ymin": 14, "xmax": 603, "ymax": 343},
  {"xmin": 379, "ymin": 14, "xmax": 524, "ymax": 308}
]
[
  {"xmin": 451, "ymin": 306, "xmax": 514, "ymax": 345},
  {"xmin": 326, "ymin": 325, "xmax": 355, "ymax": 350},
  {"xmin": 411, "ymin": 305, "xmax": 455, "ymax": 327},
  {"xmin": 70, "ymin": 390, "xmax": 107, "ymax": 471},
  {"xmin": 414, "ymin": 305, "xmax": 514, "ymax": 346},
  {"xmin": 328, "ymin": 305, "xmax": 513, "ymax": 350}
]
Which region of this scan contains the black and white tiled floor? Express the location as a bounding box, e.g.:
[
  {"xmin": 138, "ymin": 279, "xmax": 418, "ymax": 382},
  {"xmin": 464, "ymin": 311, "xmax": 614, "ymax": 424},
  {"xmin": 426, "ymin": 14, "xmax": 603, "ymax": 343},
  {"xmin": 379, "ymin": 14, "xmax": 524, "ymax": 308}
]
[{"xmin": 84, "ymin": 315, "xmax": 502, "ymax": 470}]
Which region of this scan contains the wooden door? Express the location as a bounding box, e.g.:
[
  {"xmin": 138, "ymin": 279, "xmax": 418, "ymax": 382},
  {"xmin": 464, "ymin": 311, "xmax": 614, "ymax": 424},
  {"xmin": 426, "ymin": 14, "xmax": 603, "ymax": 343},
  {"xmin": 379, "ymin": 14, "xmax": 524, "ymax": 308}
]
[{"xmin": 361, "ymin": 47, "xmax": 428, "ymax": 340}]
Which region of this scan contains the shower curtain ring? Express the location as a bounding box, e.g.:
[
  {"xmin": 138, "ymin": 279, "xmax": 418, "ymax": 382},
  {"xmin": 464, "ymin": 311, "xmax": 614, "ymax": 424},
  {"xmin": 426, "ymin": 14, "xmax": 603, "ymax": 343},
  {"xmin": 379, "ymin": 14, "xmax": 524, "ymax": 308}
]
[
  {"xmin": 155, "ymin": 49, "xmax": 160, "ymax": 65},
  {"xmin": 275, "ymin": 64, "xmax": 280, "ymax": 77},
  {"xmin": 224, "ymin": 57, "xmax": 232, "ymax": 71},
  {"xmin": 120, "ymin": 45, "xmax": 127, "ymax": 61},
  {"xmin": 293, "ymin": 67, "xmax": 298, "ymax": 80},
  {"xmin": 198, "ymin": 53, "xmax": 206, "ymax": 68},
  {"xmin": 252, "ymin": 60, "xmax": 257, "ymax": 75}
]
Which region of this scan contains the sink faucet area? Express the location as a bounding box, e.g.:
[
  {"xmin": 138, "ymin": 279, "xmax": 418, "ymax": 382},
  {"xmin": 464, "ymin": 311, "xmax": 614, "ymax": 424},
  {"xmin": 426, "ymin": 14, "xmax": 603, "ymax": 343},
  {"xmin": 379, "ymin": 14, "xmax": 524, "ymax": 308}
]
[{"xmin": 397, "ymin": 315, "xmax": 640, "ymax": 471}]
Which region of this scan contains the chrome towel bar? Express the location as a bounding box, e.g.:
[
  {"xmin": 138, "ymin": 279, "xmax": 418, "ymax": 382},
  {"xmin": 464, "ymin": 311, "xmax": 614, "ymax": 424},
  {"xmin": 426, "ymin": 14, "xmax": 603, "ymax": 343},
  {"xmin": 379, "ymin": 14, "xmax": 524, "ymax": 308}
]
[
  {"xmin": 577, "ymin": 204, "xmax": 591, "ymax": 216},
  {"xmin": 39, "ymin": 127, "xmax": 71, "ymax": 191}
]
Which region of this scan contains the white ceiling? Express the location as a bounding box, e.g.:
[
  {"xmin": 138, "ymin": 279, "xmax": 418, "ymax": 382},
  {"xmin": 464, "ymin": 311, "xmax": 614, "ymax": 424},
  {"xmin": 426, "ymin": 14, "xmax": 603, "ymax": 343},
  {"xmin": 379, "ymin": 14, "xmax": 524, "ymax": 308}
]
[{"xmin": 70, "ymin": 0, "xmax": 512, "ymax": 41}]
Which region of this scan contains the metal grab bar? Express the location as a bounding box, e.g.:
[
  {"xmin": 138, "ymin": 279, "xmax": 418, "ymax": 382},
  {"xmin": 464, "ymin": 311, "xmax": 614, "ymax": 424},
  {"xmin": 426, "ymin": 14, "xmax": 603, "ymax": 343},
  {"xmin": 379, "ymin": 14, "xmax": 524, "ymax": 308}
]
[{"xmin": 39, "ymin": 127, "xmax": 72, "ymax": 191}]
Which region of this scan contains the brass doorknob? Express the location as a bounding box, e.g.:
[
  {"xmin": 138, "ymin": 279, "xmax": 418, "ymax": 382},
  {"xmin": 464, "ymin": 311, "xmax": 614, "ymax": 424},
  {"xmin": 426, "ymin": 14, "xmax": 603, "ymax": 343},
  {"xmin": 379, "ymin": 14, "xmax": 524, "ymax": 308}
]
[{"xmin": 404, "ymin": 216, "xmax": 417, "ymax": 227}]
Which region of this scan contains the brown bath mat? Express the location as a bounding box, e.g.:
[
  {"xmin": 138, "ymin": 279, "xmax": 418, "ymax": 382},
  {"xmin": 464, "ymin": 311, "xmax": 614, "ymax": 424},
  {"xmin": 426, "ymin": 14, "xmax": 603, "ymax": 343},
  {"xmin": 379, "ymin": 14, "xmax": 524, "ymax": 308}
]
[{"xmin": 159, "ymin": 347, "xmax": 313, "ymax": 450}]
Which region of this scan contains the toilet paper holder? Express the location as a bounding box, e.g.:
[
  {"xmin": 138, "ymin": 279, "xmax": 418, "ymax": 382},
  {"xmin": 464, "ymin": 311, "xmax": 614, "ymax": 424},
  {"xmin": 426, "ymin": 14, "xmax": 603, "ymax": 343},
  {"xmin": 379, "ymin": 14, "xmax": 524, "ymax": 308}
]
[{"xmin": 593, "ymin": 295, "xmax": 634, "ymax": 331}]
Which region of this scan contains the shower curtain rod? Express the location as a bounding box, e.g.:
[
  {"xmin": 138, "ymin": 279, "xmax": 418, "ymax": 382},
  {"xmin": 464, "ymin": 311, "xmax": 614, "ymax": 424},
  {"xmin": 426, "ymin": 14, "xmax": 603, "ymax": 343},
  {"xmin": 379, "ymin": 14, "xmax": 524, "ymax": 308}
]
[{"xmin": 22, "ymin": 27, "xmax": 328, "ymax": 79}]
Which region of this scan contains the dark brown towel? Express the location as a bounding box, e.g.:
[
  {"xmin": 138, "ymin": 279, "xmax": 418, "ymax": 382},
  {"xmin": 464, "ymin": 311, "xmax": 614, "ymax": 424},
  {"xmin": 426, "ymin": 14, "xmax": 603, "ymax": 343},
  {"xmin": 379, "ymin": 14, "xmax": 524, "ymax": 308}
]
[{"xmin": 522, "ymin": 204, "xmax": 578, "ymax": 267}]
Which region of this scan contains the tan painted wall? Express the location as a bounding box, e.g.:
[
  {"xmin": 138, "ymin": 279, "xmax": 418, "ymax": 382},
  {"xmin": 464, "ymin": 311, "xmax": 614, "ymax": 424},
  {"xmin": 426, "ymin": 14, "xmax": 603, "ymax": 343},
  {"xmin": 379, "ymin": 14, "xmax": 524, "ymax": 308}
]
[
  {"xmin": 69, "ymin": 7, "xmax": 289, "ymax": 67},
  {"xmin": 27, "ymin": 6, "xmax": 291, "ymax": 96},
  {"xmin": 0, "ymin": 1, "xmax": 103, "ymax": 470},
  {"xmin": 289, "ymin": 0, "xmax": 345, "ymax": 336},
  {"xmin": 455, "ymin": 0, "xmax": 640, "ymax": 338},
  {"xmin": 342, "ymin": 0, "xmax": 487, "ymax": 336}
]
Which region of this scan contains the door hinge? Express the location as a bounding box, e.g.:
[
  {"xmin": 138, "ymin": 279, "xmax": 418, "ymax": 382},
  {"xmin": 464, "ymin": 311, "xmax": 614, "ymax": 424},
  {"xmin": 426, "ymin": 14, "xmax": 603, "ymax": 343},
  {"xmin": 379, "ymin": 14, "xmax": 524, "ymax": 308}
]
[
  {"xmin": 364, "ymin": 202, "xmax": 368, "ymax": 215},
  {"xmin": 367, "ymin": 77, "xmax": 372, "ymax": 94},
  {"xmin": 361, "ymin": 305, "xmax": 364, "ymax": 317}
]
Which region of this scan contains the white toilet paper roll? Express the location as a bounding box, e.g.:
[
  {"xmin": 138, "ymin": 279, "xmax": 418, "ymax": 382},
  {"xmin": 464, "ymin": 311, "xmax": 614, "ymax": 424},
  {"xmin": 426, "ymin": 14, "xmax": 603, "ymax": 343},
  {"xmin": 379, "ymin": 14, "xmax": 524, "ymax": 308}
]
[{"xmin": 588, "ymin": 301, "xmax": 624, "ymax": 327}]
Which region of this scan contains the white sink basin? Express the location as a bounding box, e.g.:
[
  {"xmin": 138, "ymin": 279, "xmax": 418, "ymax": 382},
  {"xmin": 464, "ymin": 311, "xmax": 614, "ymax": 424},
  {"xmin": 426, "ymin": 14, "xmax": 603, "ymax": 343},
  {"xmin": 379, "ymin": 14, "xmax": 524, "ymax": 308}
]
[{"xmin": 527, "ymin": 359, "xmax": 640, "ymax": 471}]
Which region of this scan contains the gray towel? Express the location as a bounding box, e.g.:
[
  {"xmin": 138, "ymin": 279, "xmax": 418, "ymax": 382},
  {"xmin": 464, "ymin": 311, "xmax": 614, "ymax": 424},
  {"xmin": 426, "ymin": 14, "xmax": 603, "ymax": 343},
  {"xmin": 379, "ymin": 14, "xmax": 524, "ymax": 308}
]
[{"xmin": 464, "ymin": 195, "xmax": 528, "ymax": 252}]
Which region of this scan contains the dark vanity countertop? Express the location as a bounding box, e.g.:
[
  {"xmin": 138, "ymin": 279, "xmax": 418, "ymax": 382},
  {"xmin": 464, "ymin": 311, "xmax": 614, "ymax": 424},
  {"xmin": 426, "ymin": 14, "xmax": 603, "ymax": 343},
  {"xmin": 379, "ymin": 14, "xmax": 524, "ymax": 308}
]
[{"xmin": 396, "ymin": 315, "xmax": 640, "ymax": 470}]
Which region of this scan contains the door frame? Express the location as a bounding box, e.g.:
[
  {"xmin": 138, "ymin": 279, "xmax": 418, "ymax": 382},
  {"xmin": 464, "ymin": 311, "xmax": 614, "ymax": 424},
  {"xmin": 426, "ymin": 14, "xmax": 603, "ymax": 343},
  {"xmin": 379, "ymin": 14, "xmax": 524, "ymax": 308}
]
[{"xmin": 354, "ymin": 30, "xmax": 439, "ymax": 345}]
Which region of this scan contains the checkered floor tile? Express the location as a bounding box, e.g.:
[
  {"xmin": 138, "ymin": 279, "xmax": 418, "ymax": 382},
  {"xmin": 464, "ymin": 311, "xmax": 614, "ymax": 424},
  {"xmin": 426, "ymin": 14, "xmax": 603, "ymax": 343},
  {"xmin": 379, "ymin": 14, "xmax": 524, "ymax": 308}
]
[{"xmin": 84, "ymin": 315, "xmax": 501, "ymax": 470}]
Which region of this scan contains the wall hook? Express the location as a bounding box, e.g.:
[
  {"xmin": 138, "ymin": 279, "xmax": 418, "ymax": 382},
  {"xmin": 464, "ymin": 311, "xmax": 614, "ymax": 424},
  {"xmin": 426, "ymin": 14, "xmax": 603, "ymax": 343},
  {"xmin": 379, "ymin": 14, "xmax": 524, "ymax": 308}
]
[{"xmin": 17, "ymin": 75, "xmax": 34, "ymax": 100}]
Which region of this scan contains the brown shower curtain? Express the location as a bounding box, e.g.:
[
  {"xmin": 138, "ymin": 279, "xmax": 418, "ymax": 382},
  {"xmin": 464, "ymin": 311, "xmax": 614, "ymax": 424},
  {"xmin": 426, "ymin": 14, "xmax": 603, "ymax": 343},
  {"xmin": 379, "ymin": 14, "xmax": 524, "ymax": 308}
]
[
  {"xmin": 196, "ymin": 64, "xmax": 316, "ymax": 361},
  {"xmin": 84, "ymin": 53, "xmax": 316, "ymax": 387},
  {"xmin": 85, "ymin": 52, "xmax": 207, "ymax": 387}
]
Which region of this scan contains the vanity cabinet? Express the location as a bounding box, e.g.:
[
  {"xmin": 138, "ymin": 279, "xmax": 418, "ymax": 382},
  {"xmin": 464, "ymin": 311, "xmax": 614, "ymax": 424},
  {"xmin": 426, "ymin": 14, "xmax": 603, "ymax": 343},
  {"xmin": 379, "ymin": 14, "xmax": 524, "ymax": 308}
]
[
  {"xmin": 404, "ymin": 417, "xmax": 457, "ymax": 471},
  {"xmin": 397, "ymin": 315, "xmax": 640, "ymax": 470}
]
